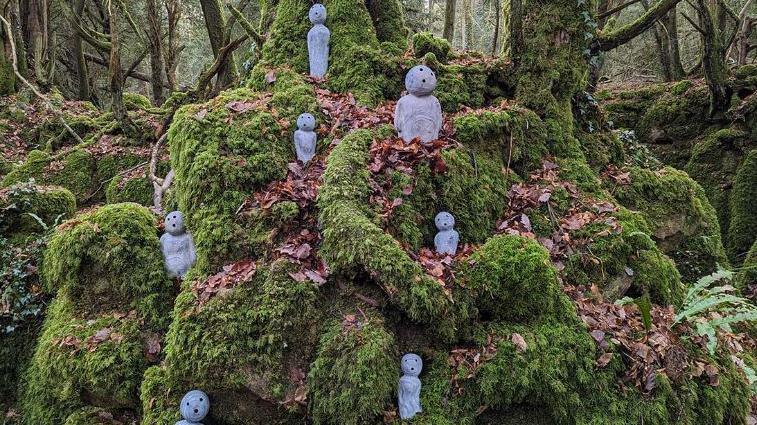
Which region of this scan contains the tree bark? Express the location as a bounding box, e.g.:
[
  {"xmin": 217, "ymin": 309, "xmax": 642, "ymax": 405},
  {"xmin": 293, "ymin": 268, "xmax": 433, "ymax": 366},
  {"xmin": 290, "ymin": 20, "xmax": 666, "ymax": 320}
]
[
  {"xmin": 663, "ymin": 9, "xmax": 685, "ymax": 79},
  {"xmin": 696, "ymin": 0, "xmax": 731, "ymax": 117},
  {"xmin": 443, "ymin": 0, "xmax": 456, "ymax": 42},
  {"xmin": 71, "ymin": 0, "xmax": 90, "ymax": 99},
  {"xmin": 105, "ymin": 0, "xmax": 135, "ymax": 135},
  {"xmin": 164, "ymin": 0, "xmax": 182, "ymax": 91},
  {"xmin": 146, "ymin": 0, "xmax": 166, "ymax": 105},
  {"xmin": 491, "ymin": 0, "xmax": 500, "ymax": 55},
  {"xmin": 200, "ymin": 0, "xmax": 236, "ymax": 90},
  {"xmin": 596, "ymin": 0, "xmax": 683, "ymax": 51},
  {"xmin": 22, "ymin": 0, "xmax": 50, "ymax": 84},
  {"xmin": 643, "ymin": 0, "xmax": 673, "ymax": 80},
  {"xmin": 8, "ymin": 0, "xmax": 28, "ymax": 77}
]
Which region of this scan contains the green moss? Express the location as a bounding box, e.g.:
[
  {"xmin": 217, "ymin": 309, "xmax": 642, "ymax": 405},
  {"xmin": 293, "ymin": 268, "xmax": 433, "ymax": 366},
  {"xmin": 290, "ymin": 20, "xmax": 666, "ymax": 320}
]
[
  {"xmin": 123, "ymin": 92, "xmax": 153, "ymax": 110},
  {"xmin": 366, "ymin": 0, "xmax": 408, "ymax": 46},
  {"xmin": 460, "ymin": 235, "xmax": 566, "ymax": 321},
  {"xmin": 260, "ymin": 0, "xmax": 311, "ymax": 73},
  {"xmin": 318, "ymin": 129, "xmax": 456, "ymax": 332},
  {"xmin": 452, "ymin": 108, "xmax": 548, "ymax": 173},
  {"xmin": 563, "ymin": 207, "xmax": 684, "ymax": 304},
  {"xmin": 21, "ymin": 203, "xmax": 172, "ymax": 423},
  {"xmin": 41, "ymin": 203, "xmax": 171, "ymax": 320},
  {"xmin": 140, "ymin": 262, "xmax": 322, "ymax": 424},
  {"xmin": 169, "ymin": 88, "xmax": 291, "ymax": 273},
  {"xmin": 685, "ymin": 128, "xmax": 751, "ymax": 259},
  {"xmin": 609, "ymin": 166, "xmax": 728, "ymax": 283},
  {"xmin": 412, "ymin": 32, "xmax": 451, "ymax": 62},
  {"xmin": 249, "ymin": 66, "xmax": 319, "ymax": 123},
  {"xmin": 0, "ymin": 51, "xmax": 15, "ymax": 96},
  {"xmin": 728, "ymin": 149, "xmax": 757, "ymax": 262},
  {"xmin": 670, "ymin": 80, "xmax": 694, "ymax": 96},
  {"xmin": 308, "ymin": 312, "xmax": 396, "ymax": 425},
  {"xmin": 735, "ymin": 240, "xmax": 757, "ymax": 292},
  {"xmin": 105, "ymin": 174, "xmax": 153, "ymax": 206},
  {"xmin": 0, "ymin": 182, "xmax": 76, "ymax": 239}
]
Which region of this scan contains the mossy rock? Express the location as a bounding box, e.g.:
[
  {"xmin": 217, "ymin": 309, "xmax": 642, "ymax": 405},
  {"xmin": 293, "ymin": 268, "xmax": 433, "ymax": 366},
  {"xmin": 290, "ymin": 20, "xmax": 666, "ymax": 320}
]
[
  {"xmin": 727, "ymin": 149, "xmax": 757, "ymax": 264},
  {"xmin": 734, "ymin": 240, "xmax": 757, "ymax": 293},
  {"xmin": 20, "ymin": 203, "xmax": 173, "ymax": 423},
  {"xmin": 140, "ymin": 262, "xmax": 323, "ymax": 424},
  {"xmin": 608, "ymin": 166, "xmax": 728, "ymax": 283},
  {"xmin": 0, "ymin": 182, "xmax": 76, "ymax": 240},
  {"xmin": 308, "ymin": 312, "xmax": 397, "ymax": 424},
  {"xmin": 412, "ymin": 32, "xmax": 452, "ymax": 62},
  {"xmin": 169, "ymin": 88, "xmax": 294, "ymax": 274}
]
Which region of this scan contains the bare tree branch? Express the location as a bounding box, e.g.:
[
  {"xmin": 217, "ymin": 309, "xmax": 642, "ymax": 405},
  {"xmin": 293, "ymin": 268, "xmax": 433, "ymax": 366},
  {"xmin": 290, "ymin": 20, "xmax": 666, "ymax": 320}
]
[{"xmin": 596, "ymin": 0, "xmax": 684, "ymax": 51}]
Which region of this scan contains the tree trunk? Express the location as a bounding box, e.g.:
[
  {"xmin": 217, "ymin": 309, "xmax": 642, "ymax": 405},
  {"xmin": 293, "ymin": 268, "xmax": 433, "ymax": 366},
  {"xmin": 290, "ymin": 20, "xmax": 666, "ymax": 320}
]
[
  {"xmin": 71, "ymin": 0, "xmax": 90, "ymax": 99},
  {"xmin": 164, "ymin": 0, "xmax": 182, "ymax": 91},
  {"xmin": 696, "ymin": 0, "xmax": 731, "ymax": 117},
  {"xmin": 200, "ymin": 0, "xmax": 236, "ymax": 91},
  {"xmin": 146, "ymin": 0, "xmax": 166, "ymax": 105},
  {"xmin": 643, "ymin": 0, "xmax": 673, "ymax": 81},
  {"xmin": 443, "ymin": 0, "xmax": 456, "ymax": 42},
  {"xmin": 8, "ymin": 0, "xmax": 28, "ymax": 77},
  {"xmin": 22, "ymin": 0, "xmax": 50, "ymax": 85},
  {"xmin": 664, "ymin": 9, "xmax": 685, "ymax": 79},
  {"xmin": 105, "ymin": 0, "xmax": 135, "ymax": 135},
  {"xmin": 491, "ymin": 0, "xmax": 500, "ymax": 55}
]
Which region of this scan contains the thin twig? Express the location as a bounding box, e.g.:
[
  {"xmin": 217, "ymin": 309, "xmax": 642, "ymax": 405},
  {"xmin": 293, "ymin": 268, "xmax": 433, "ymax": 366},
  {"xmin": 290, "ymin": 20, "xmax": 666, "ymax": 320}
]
[{"xmin": 0, "ymin": 15, "xmax": 84, "ymax": 145}]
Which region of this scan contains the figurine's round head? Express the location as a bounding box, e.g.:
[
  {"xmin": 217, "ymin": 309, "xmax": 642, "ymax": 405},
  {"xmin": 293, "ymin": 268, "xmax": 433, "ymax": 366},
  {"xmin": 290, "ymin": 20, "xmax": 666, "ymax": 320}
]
[
  {"xmin": 435, "ymin": 211, "xmax": 455, "ymax": 231},
  {"xmin": 309, "ymin": 4, "xmax": 327, "ymax": 24},
  {"xmin": 297, "ymin": 113, "xmax": 316, "ymax": 131},
  {"xmin": 405, "ymin": 65, "xmax": 437, "ymax": 96},
  {"xmin": 180, "ymin": 390, "xmax": 209, "ymax": 422},
  {"xmin": 401, "ymin": 353, "xmax": 423, "ymax": 377},
  {"xmin": 165, "ymin": 211, "xmax": 186, "ymax": 236}
]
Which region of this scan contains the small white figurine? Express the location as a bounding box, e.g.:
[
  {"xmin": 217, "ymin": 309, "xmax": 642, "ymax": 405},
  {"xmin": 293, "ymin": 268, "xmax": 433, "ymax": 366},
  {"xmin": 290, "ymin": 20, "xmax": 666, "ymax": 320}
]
[
  {"xmin": 307, "ymin": 4, "xmax": 330, "ymax": 78},
  {"xmin": 160, "ymin": 211, "xmax": 197, "ymax": 279},
  {"xmin": 394, "ymin": 65, "xmax": 443, "ymax": 144},
  {"xmin": 294, "ymin": 113, "xmax": 317, "ymax": 164},
  {"xmin": 398, "ymin": 353, "xmax": 423, "ymax": 420},
  {"xmin": 176, "ymin": 389, "xmax": 209, "ymax": 425},
  {"xmin": 434, "ymin": 212, "xmax": 459, "ymax": 255}
]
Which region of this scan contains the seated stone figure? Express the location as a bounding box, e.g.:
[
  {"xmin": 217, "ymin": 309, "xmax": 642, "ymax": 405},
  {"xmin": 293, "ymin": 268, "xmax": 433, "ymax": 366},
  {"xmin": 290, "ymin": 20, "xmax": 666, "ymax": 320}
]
[
  {"xmin": 394, "ymin": 65, "xmax": 443, "ymax": 144},
  {"xmin": 295, "ymin": 113, "xmax": 318, "ymax": 164},
  {"xmin": 398, "ymin": 353, "xmax": 423, "ymax": 420},
  {"xmin": 434, "ymin": 211, "xmax": 459, "ymax": 255},
  {"xmin": 160, "ymin": 211, "xmax": 197, "ymax": 279},
  {"xmin": 175, "ymin": 390, "xmax": 209, "ymax": 425}
]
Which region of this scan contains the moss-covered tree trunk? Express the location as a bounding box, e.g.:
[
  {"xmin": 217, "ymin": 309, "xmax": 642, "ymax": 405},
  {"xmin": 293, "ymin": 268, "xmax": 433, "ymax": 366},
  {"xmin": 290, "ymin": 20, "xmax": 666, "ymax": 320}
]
[
  {"xmin": 200, "ymin": 0, "xmax": 237, "ymax": 91},
  {"xmin": 510, "ymin": 0, "xmax": 595, "ymax": 148}
]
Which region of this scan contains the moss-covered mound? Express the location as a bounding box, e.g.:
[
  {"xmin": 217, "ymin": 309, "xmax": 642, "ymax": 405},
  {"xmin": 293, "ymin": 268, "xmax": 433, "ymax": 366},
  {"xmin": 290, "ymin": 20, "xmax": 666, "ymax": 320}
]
[
  {"xmin": 606, "ymin": 166, "xmax": 728, "ymax": 283},
  {"xmin": 19, "ymin": 203, "xmax": 173, "ymax": 423},
  {"xmin": 0, "ymin": 182, "xmax": 76, "ymax": 241}
]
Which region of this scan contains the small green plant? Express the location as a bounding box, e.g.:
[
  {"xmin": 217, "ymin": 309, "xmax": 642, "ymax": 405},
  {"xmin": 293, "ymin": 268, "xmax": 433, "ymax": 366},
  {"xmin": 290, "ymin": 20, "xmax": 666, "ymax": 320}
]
[{"xmin": 674, "ymin": 269, "xmax": 757, "ymax": 355}]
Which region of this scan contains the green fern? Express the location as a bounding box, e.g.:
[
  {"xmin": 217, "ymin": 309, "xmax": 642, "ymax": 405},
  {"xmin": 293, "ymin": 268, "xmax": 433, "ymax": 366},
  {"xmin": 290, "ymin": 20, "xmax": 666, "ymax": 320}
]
[{"xmin": 675, "ymin": 269, "xmax": 757, "ymax": 356}]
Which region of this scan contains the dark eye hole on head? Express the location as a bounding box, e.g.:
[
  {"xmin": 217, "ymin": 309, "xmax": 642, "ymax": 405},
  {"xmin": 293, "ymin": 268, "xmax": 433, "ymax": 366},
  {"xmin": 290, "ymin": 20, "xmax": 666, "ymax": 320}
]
[
  {"xmin": 194, "ymin": 409, "xmax": 199, "ymax": 413},
  {"xmin": 186, "ymin": 402, "xmax": 190, "ymax": 406},
  {"xmin": 200, "ymin": 398, "xmax": 203, "ymax": 401},
  {"xmin": 422, "ymin": 79, "xmax": 426, "ymax": 83}
]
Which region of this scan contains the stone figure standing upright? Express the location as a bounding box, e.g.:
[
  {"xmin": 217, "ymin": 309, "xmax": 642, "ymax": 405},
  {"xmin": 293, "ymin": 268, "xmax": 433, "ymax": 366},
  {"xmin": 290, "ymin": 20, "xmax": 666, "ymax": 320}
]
[
  {"xmin": 307, "ymin": 4, "xmax": 330, "ymax": 78},
  {"xmin": 176, "ymin": 389, "xmax": 209, "ymax": 425},
  {"xmin": 398, "ymin": 353, "xmax": 423, "ymax": 420},
  {"xmin": 394, "ymin": 65, "xmax": 443, "ymax": 144},
  {"xmin": 294, "ymin": 113, "xmax": 317, "ymax": 163},
  {"xmin": 434, "ymin": 211, "xmax": 459, "ymax": 255},
  {"xmin": 160, "ymin": 211, "xmax": 197, "ymax": 279}
]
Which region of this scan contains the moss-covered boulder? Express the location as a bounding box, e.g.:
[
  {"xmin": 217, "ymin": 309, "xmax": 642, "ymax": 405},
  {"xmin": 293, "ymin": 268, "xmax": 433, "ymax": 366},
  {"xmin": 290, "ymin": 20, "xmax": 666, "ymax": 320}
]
[
  {"xmin": 727, "ymin": 149, "xmax": 757, "ymax": 263},
  {"xmin": 0, "ymin": 182, "xmax": 76, "ymax": 241},
  {"xmin": 20, "ymin": 203, "xmax": 173, "ymax": 423},
  {"xmin": 607, "ymin": 166, "xmax": 728, "ymax": 283}
]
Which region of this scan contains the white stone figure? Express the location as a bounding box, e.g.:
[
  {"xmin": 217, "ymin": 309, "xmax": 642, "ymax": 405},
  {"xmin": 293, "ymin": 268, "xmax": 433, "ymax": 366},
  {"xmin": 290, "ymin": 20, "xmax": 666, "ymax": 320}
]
[
  {"xmin": 434, "ymin": 212, "xmax": 459, "ymax": 255},
  {"xmin": 295, "ymin": 113, "xmax": 317, "ymax": 163},
  {"xmin": 394, "ymin": 65, "xmax": 443, "ymax": 144},
  {"xmin": 398, "ymin": 353, "xmax": 423, "ymax": 420},
  {"xmin": 160, "ymin": 211, "xmax": 197, "ymax": 279},
  {"xmin": 175, "ymin": 390, "xmax": 209, "ymax": 425},
  {"xmin": 307, "ymin": 4, "xmax": 330, "ymax": 78}
]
